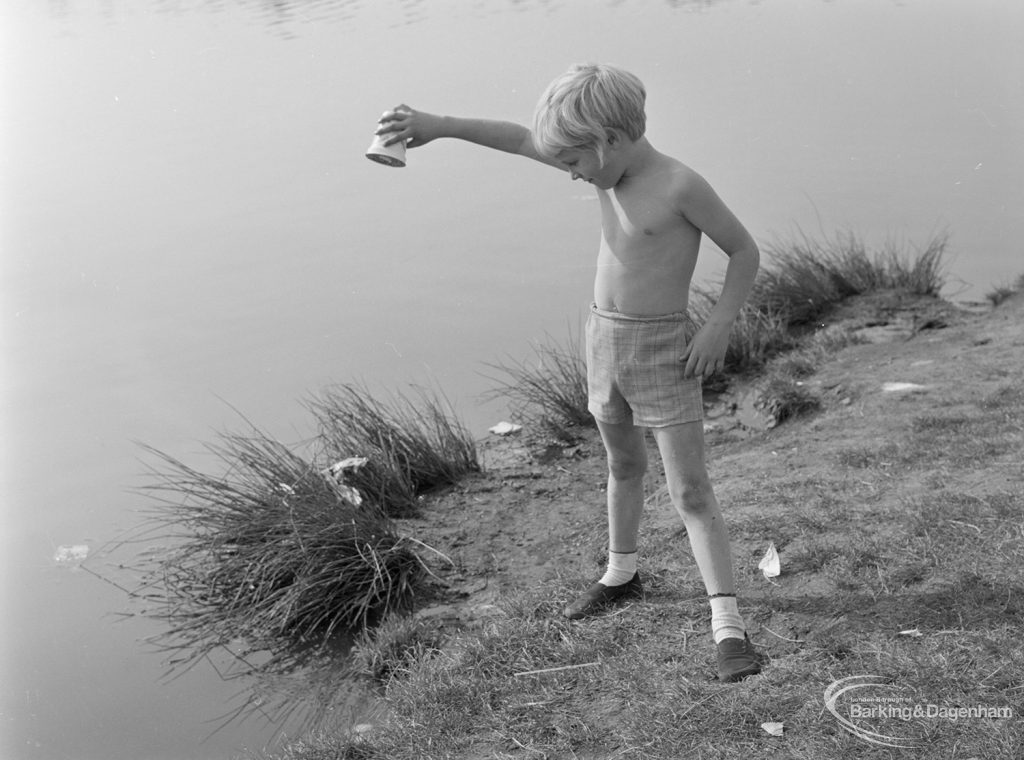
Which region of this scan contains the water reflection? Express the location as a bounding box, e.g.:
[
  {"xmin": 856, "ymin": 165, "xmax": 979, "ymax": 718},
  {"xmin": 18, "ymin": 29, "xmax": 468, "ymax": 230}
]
[
  {"xmin": 197, "ymin": 638, "xmax": 366, "ymax": 742},
  {"xmin": 49, "ymin": 0, "xmax": 735, "ymax": 33}
]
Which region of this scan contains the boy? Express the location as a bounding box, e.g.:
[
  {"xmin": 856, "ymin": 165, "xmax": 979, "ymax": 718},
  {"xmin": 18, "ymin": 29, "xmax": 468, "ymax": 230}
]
[{"xmin": 376, "ymin": 63, "xmax": 762, "ymax": 681}]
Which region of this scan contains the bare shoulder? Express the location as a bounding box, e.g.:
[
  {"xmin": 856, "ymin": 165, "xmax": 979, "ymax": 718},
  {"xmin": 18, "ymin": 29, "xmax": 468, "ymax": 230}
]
[
  {"xmin": 655, "ymin": 154, "xmax": 754, "ymax": 253},
  {"xmin": 661, "ymin": 157, "xmax": 716, "ymax": 208}
]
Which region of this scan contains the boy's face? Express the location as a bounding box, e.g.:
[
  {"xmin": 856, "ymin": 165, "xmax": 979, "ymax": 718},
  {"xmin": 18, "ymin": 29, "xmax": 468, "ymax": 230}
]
[{"xmin": 556, "ymin": 147, "xmax": 612, "ymax": 189}]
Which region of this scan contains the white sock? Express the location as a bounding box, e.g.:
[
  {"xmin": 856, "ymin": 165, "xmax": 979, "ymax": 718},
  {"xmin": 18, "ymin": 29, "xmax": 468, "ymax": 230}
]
[
  {"xmin": 598, "ymin": 550, "xmax": 637, "ymax": 587},
  {"xmin": 709, "ymin": 594, "xmax": 746, "ymax": 644}
]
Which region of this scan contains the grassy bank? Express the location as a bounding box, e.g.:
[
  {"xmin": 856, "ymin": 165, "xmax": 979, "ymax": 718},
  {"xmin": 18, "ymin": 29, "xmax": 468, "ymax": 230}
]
[
  {"xmin": 264, "ymin": 238, "xmax": 1022, "ymax": 759},
  {"xmin": 122, "ymin": 234, "xmax": 1022, "ymax": 758}
]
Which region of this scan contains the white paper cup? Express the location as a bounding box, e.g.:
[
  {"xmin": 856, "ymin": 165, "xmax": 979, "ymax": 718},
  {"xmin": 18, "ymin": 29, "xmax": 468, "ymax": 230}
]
[{"xmin": 365, "ymin": 132, "xmax": 406, "ymax": 167}]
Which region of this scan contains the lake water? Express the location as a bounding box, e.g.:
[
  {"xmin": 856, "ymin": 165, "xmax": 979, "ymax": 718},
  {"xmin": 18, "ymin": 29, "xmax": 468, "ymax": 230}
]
[{"xmin": 2, "ymin": 0, "xmax": 1021, "ymax": 757}]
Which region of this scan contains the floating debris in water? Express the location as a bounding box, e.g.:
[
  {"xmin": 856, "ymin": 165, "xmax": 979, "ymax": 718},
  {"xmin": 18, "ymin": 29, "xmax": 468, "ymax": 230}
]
[{"xmin": 54, "ymin": 544, "xmax": 89, "ymax": 564}]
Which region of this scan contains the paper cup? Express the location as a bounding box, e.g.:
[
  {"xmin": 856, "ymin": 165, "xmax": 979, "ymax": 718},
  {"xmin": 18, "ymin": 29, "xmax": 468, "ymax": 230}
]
[{"xmin": 365, "ymin": 132, "xmax": 406, "ymax": 167}]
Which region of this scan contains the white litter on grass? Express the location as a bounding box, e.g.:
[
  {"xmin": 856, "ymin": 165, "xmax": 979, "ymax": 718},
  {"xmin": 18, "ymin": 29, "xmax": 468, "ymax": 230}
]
[
  {"xmin": 758, "ymin": 542, "xmax": 781, "ymax": 578},
  {"xmin": 325, "ymin": 456, "xmax": 369, "ymax": 477},
  {"xmin": 898, "ymin": 628, "xmax": 923, "ymax": 637},
  {"xmin": 761, "ymin": 722, "xmax": 785, "ymax": 737},
  {"xmin": 489, "ymin": 421, "xmax": 522, "ymax": 436},
  {"xmin": 882, "ymin": 382, "xmax": 929, "ymax": 393},
  {"xmin": 321, "ymin": 457, "xmax": 369, "ymax": 506},
  {"xmin": 54, "ymin": 545, "xmax": 89, "ymax": 564}
]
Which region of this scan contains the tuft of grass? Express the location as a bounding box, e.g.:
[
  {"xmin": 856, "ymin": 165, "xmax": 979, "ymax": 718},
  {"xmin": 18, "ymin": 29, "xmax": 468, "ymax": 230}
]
[
  {"xmin": 350, "ymin": 614, "xmax": 446, "ymax": 684},
  {"xmin": 483, "ymin": 328, "xmax": 592, "ymax": 441},
  {"xmin": 986, "ymin": 285, "xmax": 1017, "ymax": 306},
  {"xmin": 757, "ymin": 372, "xmax": 822, "ymax": 426},
  {"xmin": 308, "ymin": 384, "xmax": 479, "ymax": 518},
  {"xmin": 986, "ymin": 273, "xmax": 1024, "ymax": 306},
  {"xmin": 688, "ymin": 231, "xmax": 947, "ymax": 377},
  {"xmin": 752, "ymin": 230, "xmax": 948, "ymax": 327},
  {"xmin": 128, "ymin": 428, "xmax": 428, "ymax": 676}
]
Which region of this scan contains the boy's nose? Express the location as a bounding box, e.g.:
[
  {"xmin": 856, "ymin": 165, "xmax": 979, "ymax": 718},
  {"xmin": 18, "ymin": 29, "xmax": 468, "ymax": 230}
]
[{"xmin": 570, "ymin": 171, "xmax": 581, "ymax": 181}]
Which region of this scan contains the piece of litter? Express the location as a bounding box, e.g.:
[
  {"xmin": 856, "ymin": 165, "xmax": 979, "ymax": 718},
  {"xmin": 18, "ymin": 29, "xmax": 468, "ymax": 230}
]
[
  {"xmin": 882, "ymin": 382, "xmax": 929, "ymax": 393},
  {"xmin": 325, "ymin": 456, "xmax": 369, "ymax": 476},
  {"xmin": 489, "ymin": 421, "xmax": 522, "ymax": 436},
  {"xmin": 54, "ymin": 544, "xmax": 89, "ymax": 564},
  {"xmin": 323, "ymin": 457, "xmax": 368, "ymax": 505},
  {"xmin": 761, "ymin": 722, "xmax": 784, "ymax": 737},
  {"xmin": 758, "ymin": 542, "xmax": 781, "ymax": 578},
  {"xmin": 898, "ymin": 628, "xmax": 923, "ymax": 637},
  {"xmin": 334, "ymin": 483, "xmax": 363, "ymax": 507}
]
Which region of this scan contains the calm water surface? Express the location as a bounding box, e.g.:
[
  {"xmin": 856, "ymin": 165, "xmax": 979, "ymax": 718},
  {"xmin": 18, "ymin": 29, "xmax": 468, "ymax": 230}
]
[{"xmin": 2, "ymin": 1, "xmax": 1022, "ymax": 757}]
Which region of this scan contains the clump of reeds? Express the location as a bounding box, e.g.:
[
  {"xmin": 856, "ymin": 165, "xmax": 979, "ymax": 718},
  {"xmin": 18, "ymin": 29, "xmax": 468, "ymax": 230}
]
[
  {"xmin": 131, "ymin": 428, "xmax": 427, "ymax": 675},
  {"xmin": 307, "ymin": 384, "xmax": 479, "ymax": 518},
  {"xmin": 751, "ymin": 230, "xmax": 948, "ymax": 326},
  {"xmin": 688, "ymin": 231, "xmax": 947, "ymax": 379},
  {"xmin": 483, "ymin": 328, "xmax": 591, "ymax": 441}
]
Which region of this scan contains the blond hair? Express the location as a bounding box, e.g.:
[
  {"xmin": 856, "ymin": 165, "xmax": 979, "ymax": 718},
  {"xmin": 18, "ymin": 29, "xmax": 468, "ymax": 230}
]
[{"xmin": 532, "ymin": 63, "xmax": 646, "ymax": 164}]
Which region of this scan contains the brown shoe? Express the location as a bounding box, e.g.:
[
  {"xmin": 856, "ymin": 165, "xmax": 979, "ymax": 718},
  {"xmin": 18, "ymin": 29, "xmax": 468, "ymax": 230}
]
[
  {"xmin": 563, "ymin": 572, "xmax": 643, "ymax": 620},
  {"xmin": 716, "ymin": 635, "xmax": 763, "ymax": 682}
]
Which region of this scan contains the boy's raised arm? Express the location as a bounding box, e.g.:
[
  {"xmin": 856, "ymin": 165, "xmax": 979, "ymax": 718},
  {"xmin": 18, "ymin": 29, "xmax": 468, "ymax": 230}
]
[{"xmin": 376, "ymin": 106, "xmax": 562, "ymax": 168}]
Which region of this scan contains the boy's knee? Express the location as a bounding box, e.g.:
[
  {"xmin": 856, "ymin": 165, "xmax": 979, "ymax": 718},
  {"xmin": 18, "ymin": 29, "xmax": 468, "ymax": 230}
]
[
  {"xmin": 607, "ymin": 449, "xmax": 647, "ymax": 482},
  {"xmin": 673, "ymin": 473, "xmax": 715, "ymax": 514}
]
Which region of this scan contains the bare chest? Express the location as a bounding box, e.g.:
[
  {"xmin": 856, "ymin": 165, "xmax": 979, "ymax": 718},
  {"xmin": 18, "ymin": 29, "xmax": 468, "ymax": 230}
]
[{"xmin": 597, "ymin": 189, "xmax": 700, "ymax": 264}]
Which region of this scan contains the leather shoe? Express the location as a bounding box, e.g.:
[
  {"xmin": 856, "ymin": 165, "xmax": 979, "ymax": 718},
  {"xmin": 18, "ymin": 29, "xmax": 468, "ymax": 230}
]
[
  {"xmin": 716, "ymin": 634, "xmax": 763, "ymax": 682},
  {"xmin": 563, "ymin": 572, "xmax": 643, "ymax": 620}
]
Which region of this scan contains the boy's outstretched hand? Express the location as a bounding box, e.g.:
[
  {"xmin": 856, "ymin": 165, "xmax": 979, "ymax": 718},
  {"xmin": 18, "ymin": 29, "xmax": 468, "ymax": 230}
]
[
  {"xmin": 376, "ymin": 105, "xmax": 443, "ymax": 149},
  {"xmin": 681, "ymin": 320, "xmax": 732, "ymax": 380}
]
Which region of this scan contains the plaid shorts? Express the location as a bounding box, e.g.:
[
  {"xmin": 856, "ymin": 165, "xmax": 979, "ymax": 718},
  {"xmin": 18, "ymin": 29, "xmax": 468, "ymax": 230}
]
[{"xmin": 586, "ymin": 304, "xmax": 704, "ymax": 428}]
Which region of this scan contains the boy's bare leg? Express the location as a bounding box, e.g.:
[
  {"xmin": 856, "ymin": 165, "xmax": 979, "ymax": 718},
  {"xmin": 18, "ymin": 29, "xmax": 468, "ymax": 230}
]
[
  {"xmin": 596, "ymin": 419, "xmax": 647, "ymax": 554},
  {"xmin": 564, "ymin": 419, "xmax": 646, "ymax": 619},
  {"xmin": 651, "ymin": 420, "xmax": 734, "ymax": 596},
  {"xmin": 652, "ymin": 420, "xmax": 761, "ymax": 681}
]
